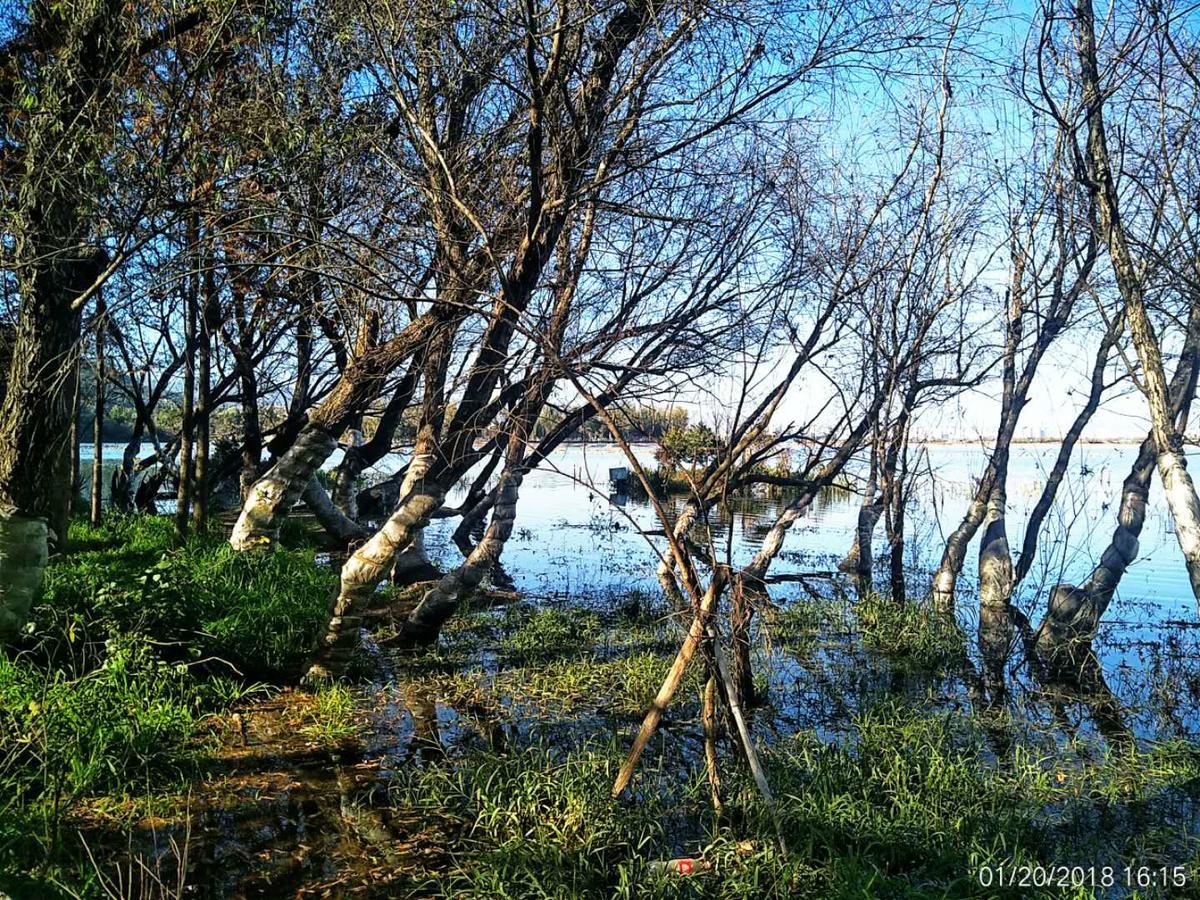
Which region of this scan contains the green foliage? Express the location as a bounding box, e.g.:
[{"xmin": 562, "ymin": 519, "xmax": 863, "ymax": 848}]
[
  {"xmin": 0, "ymin": 633, "xmax": 252, "ymax": 890},
  {"xmin": 0, "ymin": 514, "xmax": 331, "ymax": 892},
  {"xmin": 655, "ymin": 423, "xmax": 719, "ymax": 474},
  {"xmin": 854, "ymin": 593, "xmax": 967, "ymax": 672},
  {"xmin": 36, "ymin": 515, "xmax": 335, "ymax": 679},
  {"xmin": 303, "ymin": 684, "xmax": 358, "ymax": 743},
  {"xmin": 500, "ymin": 605, "xmax": 600, "ymax": 663},
  {"xmin": 391, "ymin": 743, "xmax": 667, "ymax": 898}
]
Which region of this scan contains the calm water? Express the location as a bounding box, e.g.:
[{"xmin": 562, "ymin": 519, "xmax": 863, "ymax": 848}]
[
  {"xmin": 79, "ymin": 439, "xmax": 1200, "ymax": 623},
  {"xmin": 81, "ymin": 440, "xmax": 1200, "ymax": 737}
]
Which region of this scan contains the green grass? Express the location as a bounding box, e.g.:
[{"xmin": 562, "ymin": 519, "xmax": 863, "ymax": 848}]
[
  {"xmin": 381, "ymin": 702, "xmax": 1200, "ymax": 899},
  {"xmin": 0, "ymin": 514, "xmax": 334, "ymax": 896},
  {"xmin": 303, "ymin": 684, "xmax": 358, "ymax": 742},
  {"xmin": 6, "ymin": 517, "xmax": 1200, "ymax": 898},
  {"xmin": 854, "ymin": 593, "xmax": 967, "ymax": 672},
  {"xmin": 500, "ymin": 605, "xmax": 600, "ymax": 663},
  {"xmin": 33, "ymin": 515, "xmax": 336, "ymax": 680},
  {"xmin": 390, "ymin": 742, "xmax": 671, "ymax": 899}
]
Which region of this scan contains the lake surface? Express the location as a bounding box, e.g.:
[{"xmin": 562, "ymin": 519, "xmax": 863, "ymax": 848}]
[{"xmin": 80, "ymin": 440, "xmax": 1200, "ymax": 741}]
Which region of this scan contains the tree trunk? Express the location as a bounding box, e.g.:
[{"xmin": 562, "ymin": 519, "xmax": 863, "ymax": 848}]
[
  {"xmin": 69, "ymin": 364, "xmax": 81, "ymax": 517},
  {"xmin": 840, "ymin": 443, "xmax": 881, "ymax": 591},
  {"xmin": 229, "ymin": 427, "xmax": 339, "ymax": 550},
  {"xmin": 1075, "ymin": 0, "xmax": 1200, "ymax": 605},
  {"xmin": 193, "ymin": 243, "xmax": 216, "ymax": 531},
  {"xmin": 0, "ymin": 0, "xmax": 130, "ymax": 639},
  {"xmin": 1036, "ymin": 302, "xmax": 1200, "ymax": 662},
  {"xmin": 175, "ymin": 250, "xmax": 197, "ymax": 537},
  {"xmin": 1014, "ymin": 313, "xmax": 1122, "ymax": 586},
  {"xmin": 0, "ymin": 263, "xmax": 86, "ymax": 637},
  {"xmin": 306, "ymin": 438, "xmax": 446, "ymax": 679},
  {"xmin": 302, "ymin": 476, "xmax": 369, "ymax": 545},
  {"xmin": 90, "ymin": 294, "xmax": 106, "ymax": 526},
  {"xmin": 230, "ymin": 314, "xmax": 439, "ymax": 550},
  {"xmin": 728, "ymin": 575, "xmax": 755, "ymax": 706},
  {"xmin": 403, "ymin": 454, "xmax": 524, "ymax": 642},
  {"xmin": 931, "ymin": 456, "xmax": 996, "ymax": 612},
  {"xmin": 612, "ymin": 571, "xmax": 725, "ymax": 797}
]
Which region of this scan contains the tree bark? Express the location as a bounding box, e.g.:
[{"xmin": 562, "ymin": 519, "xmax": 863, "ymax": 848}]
[
  {"xmin": 306, "ymin": 444, "xmax": 446, "ymax": 679},
  {"xmin": 175, "ymin": 231, "xmax": 198, "ymax": 537},
  {"xmin": 1075, "ymin": 0, "xmax": 1200, "ymax": 604},
  {"xmin": 193, "ymin": 239, "xmax": 216, "ymax": 530},
  {"xmin": 230, "ymin": 312, "xmax": 443, "ymax": 550},
  {"xmin": 90, "ymin": 293, "xmax": 106, "ymax": 526},
  {"xmin": 1037, "ymin": 321, "xmax": 1200, "ymax": 662},
  {"xmin": 302, "ymin": 477, "xmax": 369, "ymax": 545}
]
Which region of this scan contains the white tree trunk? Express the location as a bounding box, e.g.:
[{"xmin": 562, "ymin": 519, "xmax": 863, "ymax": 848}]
[
  {"xmin": 404, "ymin": 465, "xmax": 523, "ymax": 640},
  {"xmin": 229, "ymin": 428, "xmax": 337, "ymax": 550},
  {"xmin": 301, "ymin": 477, "xmax": 369, "ymax": 544},
  {"xmin": 744, "ymin": 493, "xmax": 814, "ymax": 582},
  {"xmin": 306, "ymin": 448, "xmax": 444, "ymax": 678},
  {"xmin": 656, "ymin": 501, "xmax": 700, "ymax": 606},
  {"xmin": 930, "ymin": 467, "xmax": 994, "ymax": 612},
  {"xmin": 1156, "ymin": 449, "xmax": 1200, "ymax": 599}
]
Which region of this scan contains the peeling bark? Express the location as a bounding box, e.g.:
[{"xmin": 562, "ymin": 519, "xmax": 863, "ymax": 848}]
[{"xmin": 229, "ymin": 428, "xmax": 338, "ymax": 550}]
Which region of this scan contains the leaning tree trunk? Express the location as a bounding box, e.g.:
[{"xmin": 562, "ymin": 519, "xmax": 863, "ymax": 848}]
[
  {"xmin": 1076, "ymin": 0, "xmax": 1200, "ymax": 605},
  {"xmin": 306, "ymin": 440, "xmax": 446, "ymax": 679},
  {"xmin": 657, "ymin": 500, "xmax": 701, "ymax": 606},
  {"xmin": 403, "ymin": 456, "xmax": 525, "ymax": 643},
  {"xmin": 1036, "ymin": 447, "xmax": 1151, "ymax": 667},
  {"xmin": 229, "ymin": 427, "xmax": 339, "ymax": 550},
  {"xmin": 230, "ymin": 312, "xmax": 439, "ymax": 551},
  {"xmin": 302, "ymin": 477, "xmax": 369, "ymax": 545},
  {"xmin": 1035, "ymin": 305, "xmax": 1200, "ymax": 664},
  {"xmin": 1014, "ymin": 313, "xmax": 1123, "ymax": 586},
  {"xmin": 931, "ymin": 460, "xmax": 996, "ymax": 612}
]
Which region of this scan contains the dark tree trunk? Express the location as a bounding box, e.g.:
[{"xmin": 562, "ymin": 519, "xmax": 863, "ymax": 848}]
[
  {"xmin": 90, "ymin": 293, "xmax": 106, "ymax": 526},
  {"xmin": 175, "ymin": 236, "xmax": 198, "ymax": 537},
  {"xmin": 193, "ymin": 245, "xmax": 216, "ymax": 530}
]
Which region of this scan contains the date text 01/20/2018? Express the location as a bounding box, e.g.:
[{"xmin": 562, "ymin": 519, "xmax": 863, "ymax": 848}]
[{"xmin": 977, "ymin": 865, "xmax": 1189, "ymax": 890}]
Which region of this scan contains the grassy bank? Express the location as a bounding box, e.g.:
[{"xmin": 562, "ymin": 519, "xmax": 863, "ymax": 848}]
[
  {"xmin": 3, "ymin": 520, "xmax": 1199, "ymax": 897},
  {"xmin": 0, "ymin": 516, "xmax": 334, "ymax": 896}
]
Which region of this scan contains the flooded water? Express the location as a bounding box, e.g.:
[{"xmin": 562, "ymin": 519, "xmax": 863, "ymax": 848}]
[
  {"xmin": 75, "ymin": 441, "xmax": 1200, "ymax": 896},
  {"xmin": 366, "ymin": 441, "xmax": 1200, "ymax": 743},
  {"xmin": 79, "ymin": 439, "xmax": 1198, "ymax": 612},
  {"xmin": 81, "ymin": 439, "xmax": 1200, "ymax": 737}
]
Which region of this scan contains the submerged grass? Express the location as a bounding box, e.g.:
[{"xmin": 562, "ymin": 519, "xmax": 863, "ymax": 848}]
[
  {"xmin": 854, "ymin": 592, "xmax": 967, "ymax": 672},
  {"xmin": 302, "ymin": 684, "xmax": 359, "ymax": 742},
  {"xmin": 387, "ymin": 699, "xmax": 1200, "ymax": 898},
  {"xmin": 391, "ymin": 741, "xmax": 672, "ymax": 899}
]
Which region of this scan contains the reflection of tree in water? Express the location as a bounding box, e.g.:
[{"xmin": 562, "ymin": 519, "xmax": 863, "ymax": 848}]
[
  {"xmin": 1036, "ymin": 647, "xmax": 1132, "ymax": 748},
  {"xmin": 968, "ymin": 601, "xmax": 1131, "ymax": 755}
]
